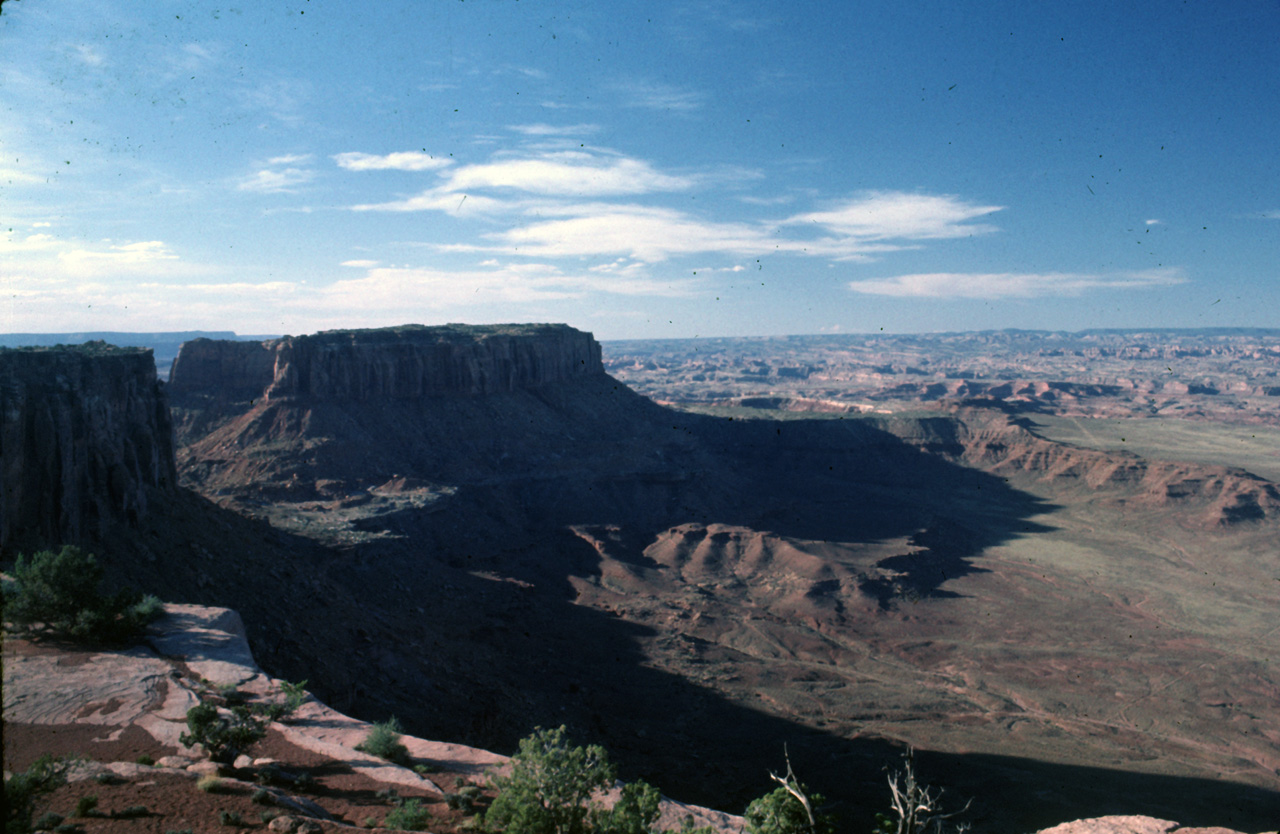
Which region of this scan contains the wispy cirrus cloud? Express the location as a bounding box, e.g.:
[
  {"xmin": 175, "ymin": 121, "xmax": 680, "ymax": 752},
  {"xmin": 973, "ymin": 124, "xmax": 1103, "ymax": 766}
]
[
  {"xmin": 439, "ymin": 151, "xmax": 694, "ymax": 196},
  {"xmin": 333, "ymin": 151, "xmax": 453, "ymax": 172},
  {"xmin": 785, "ymin": 191, "xmax": 1003, "ymax": 240},
  {"xmin": 464, "ymin": 203, "xmax": 895, "ymax": 262},
  {"xmin": 848, "ymin": 268, "xmax": 1188, "ymax": 299},
  {"xmin": 612, "ymin": 80, "xmax": 705, "ymax": 112},
  {"xmin": 238, "ymin": 166, "xmax": 314, "ymax": 193},
  {"xmin": 507, "ymin": 123, "xmax": 600, "ymax": 137}
]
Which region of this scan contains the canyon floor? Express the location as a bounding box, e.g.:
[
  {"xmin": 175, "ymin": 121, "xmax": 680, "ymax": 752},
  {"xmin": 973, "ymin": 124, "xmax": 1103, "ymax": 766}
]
[{"xmin": 8, "ymin": 328, "xmax": 1279, "ymax": 833}]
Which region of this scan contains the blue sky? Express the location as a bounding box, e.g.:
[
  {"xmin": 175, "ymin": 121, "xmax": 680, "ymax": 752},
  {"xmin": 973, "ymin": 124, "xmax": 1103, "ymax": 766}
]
[{"xmin": 2, "ymin": 1, "xmax": 1277, "ymax": 339}]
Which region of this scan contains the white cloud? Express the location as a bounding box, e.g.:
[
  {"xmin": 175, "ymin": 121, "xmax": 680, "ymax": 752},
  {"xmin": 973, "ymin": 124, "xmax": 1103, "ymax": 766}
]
[
  {"xmin": 1, "ymin": 233, "xmax": 203, "ymax": 286},
  {"xmin": 848, "ymin": 268, "xmax": 1188, "ymax": 299},
  {"xmin": 351, "ymin": 189, "xmax": 509, "ymax": 214},
  {"xmin": 333, "ymin": 151, "xmax": 453, "ymax": 172},
  {"xmin": 1258, "ymin": 209, "xmax": 1280, "ymax": 220},
  {"xmin": 439, "ymin": 151, "xmax": 693, "ymax": 196},
  {"xmin": 459, "ymin": 203, "xmax": 902, "ymax": 262},
  {"xmin": 613, "ymin": 80, "xmax": 705, "ymax": 112},
  {"xmin": 508, "ymin": 123, "xmax": 600, "ymax": 137},
  {"xmin": 269, "ymin": 154, "xmax": 313, "ymax": 166},
  {"xmin": 1145, "ymin": 218, "xmax": 1162, "ymax": 225},
  {"xmin": 73, "ymin": 45, "xmax": 105, "ymax": 67},
  {"xmin": 238, "ymin": 167, "xmax": 314, "ymax": 193},
  {"xmin": 785, "ymin": 191, "xmax": 1003, "ymax": 240},
  {"xmin": 341, "ymin": 259, "xmax": 381, "ymax": 268}
]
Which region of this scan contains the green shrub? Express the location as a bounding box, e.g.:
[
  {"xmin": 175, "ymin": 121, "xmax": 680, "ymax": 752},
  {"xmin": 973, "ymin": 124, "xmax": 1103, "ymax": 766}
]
[
  {"xmin": 744, "ymin": 785, "xmax": 831, "ymax": 834},
  {"xmin": 485, "ymin": 725, "xmax": 615, "ymax": 834},
  {"xmin": 181, "ymin": 702, "xmax": 266, "ymax": 764},
  {"xmin": 196, "ymin": 775, "xmax": 230, "ymax": 794},
  {"xmin": 135, "ymin": 755, "xmax": 155, "ymax": 766},
  {"xmin": 4, "ymin": 756, "xmax": 74, "ymax": 834},
  {"xmin": 113, "ymin": 806, "xmax": 149, "ymax": 820},
  {"xmin": 280, "ymin": 679, "xmax": 309, "ymax": 713},
  {"xmin": 71, "ymin": 797, "xmax": 98, "ymax": 819},
  {"xmin": 1, "ymin": 546, "xmax": 162, "ymax": 645},
  {"xmin": 217, "ymin": 810, "xmax": 245, "ymax": 827},
  {"xmin": 32, "ymin": 812, "xmax": 64, "ymax": 831},
  {"xmin": 260, "ymin": 809, "xmax": 285, "ymax": 824},
  {"xmin": 384, "ymin": 799, "xmax": 432, "ymax": 831},
  {"xmin": 592, "ymin": 781, "xmax": 662, "ymax": 834},
  {"xmin": 251, "ymin": 788, "xmax": 273, "ymax": 805},
  {"xmin": 356, "ymin": 717, "xmax": 411, "ymax": 765}
]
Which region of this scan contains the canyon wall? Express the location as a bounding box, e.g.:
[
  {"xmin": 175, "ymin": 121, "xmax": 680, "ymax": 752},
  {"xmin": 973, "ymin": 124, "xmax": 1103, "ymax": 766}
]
[
  {"xmin": 169, "ymin": 323, "xmax": 606, "ymax": 402},
  {"xmin": 166, "ymin": 337, "xmax": 276, "ymax": 400},
  {"xmin": 0, "ymin": 343, "xmax": 177, "ymax": 552}
]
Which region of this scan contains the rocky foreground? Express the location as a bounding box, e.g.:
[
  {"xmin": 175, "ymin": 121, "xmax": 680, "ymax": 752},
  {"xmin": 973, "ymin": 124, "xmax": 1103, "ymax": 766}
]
[
  {"xmin": 5, "ymin": 607, "xmax": 1270, "ymax": 834},
  {"xmin": 2, "ymin": 603, "xmax": 736, "ymax": 834}
]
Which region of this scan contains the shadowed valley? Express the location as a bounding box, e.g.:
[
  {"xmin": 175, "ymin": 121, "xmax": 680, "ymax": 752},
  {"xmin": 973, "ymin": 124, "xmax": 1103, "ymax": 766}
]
[{"xmin": 3, "ymin": 327, "xmax": 1278, "ymax": 833}]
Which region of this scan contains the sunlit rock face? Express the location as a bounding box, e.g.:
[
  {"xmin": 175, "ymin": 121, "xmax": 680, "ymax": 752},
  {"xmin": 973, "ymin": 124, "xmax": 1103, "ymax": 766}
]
[
  {"xmin": 0, "ymin": 343, "xmax": 177, "ymax": 551},
  {"xmin": 168, "ymin": 324, "xmax": 605, "ymax": 402}
]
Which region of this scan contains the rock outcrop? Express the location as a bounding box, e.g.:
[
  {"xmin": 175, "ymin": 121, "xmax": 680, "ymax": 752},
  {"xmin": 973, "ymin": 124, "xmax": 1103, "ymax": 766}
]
[
  {"xmin": 0, "ymin": 343, "xmax": 177, "ymax": 552},
  {"xmin": 168, "ymin": 323, "xmax": 605, "ymax": 403},
  {"xmin": 166, "ymin": 337, "xmax": 277, "ymax": 400}
]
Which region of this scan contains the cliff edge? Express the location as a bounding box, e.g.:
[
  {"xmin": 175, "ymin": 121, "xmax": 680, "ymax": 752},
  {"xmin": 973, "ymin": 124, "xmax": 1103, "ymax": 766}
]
[
  {"xmin": 169, "ymin": 323, "xmax": 604, "ymax": 403},
  {"xmin": 0, "ymin": 343, "xmax": 177, "ymax": 553}
]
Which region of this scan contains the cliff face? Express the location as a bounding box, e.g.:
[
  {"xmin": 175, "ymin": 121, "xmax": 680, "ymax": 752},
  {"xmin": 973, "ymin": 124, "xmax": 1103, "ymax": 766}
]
[
  {"xmin": 265, "ymin": 323, "xmax": 604, "ymax": 401},
  {"xmin": 166, "ymin": 337, "xmax": 276, "ymax": 400},
  {"xmin": 168, "ymin": 324, "xmax": 605, "ymax": 403},
  {"xmin": 0, "ymin": 344, "xmax": 177, "ymax": 552}
]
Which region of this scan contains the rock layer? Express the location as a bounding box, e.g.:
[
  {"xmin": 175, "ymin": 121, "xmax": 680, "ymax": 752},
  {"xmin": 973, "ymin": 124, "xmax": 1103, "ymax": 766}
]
[{"xmin": 0, "ymin": 343, "xmax": 177, "ymax": 552}]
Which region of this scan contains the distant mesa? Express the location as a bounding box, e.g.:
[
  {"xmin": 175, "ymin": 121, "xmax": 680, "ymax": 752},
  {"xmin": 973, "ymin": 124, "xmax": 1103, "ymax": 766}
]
[{"xmin": 169, "ymin": 323, "xmax": 604, "ymax": 402}]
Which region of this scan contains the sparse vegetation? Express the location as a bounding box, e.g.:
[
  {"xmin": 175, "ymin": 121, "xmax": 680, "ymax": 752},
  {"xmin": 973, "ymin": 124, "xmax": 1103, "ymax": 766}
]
[
  {"xmin": 384, "ymin": 798, "xmax": 433, "ymax": 831},
  {"xmin": 485, "ymin": 725, "xmax": 694, "ymax": 834},
  {"xmin": 196, "ymin": 775, "xmax": 232, "ymax": 794},
  {"xmin": 253, "ymin": 679, "xmax": 308, "ymax": 722},
  {"xmin": 135, "ymin": 754, "xmax": 155, "ymax": 766},
  {"xmin": 744, "ymin": 752, "xmax": 832, "ymax": 834},
  {"xmin": 32, "ymin": 813, "xmax": 64, "ymax": 832},
  {"xmin": 356, "ymin": 717, "xmax": 411, "ymax": 765},
  {"xmin": 113, "ymin": 806, "xmax": 150, "ymax": 820},
  {"xmin": 1, "ymin": 546, "xmax": 162, "ymax": 645},
  {"xmin": 486, "ymin": 725, "xmax": 614, "ymax": 834},
  {"xmin": 72, "ymin": 796, "xmax": 99, "ymax": 819},
  {"xmin": 4, "ymin": 755, "xmax": 74, "ymax": 834},
  {"xmin": 181, "ymin": 702, "xmax": 266, "ymax": 764},
  {"xmin": 874, "ymin": 750, "xmax": 970, "ymax": 834},
  {"xmin": 217, "ymin": 810, "xmax": 246, "ymax": 827}
]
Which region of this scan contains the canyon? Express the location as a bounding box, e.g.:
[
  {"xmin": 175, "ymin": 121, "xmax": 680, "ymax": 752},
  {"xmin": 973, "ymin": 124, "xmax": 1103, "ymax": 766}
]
[{"xmin": 3, "ymin": 325, "xmax": 1278, "ymax": 833}]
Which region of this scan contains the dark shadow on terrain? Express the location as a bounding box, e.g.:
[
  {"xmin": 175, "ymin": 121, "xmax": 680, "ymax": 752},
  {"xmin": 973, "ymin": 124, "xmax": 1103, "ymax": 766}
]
[{"xmin": 75, "ymin": 396, "xmax": 1277, "ymax": 834}]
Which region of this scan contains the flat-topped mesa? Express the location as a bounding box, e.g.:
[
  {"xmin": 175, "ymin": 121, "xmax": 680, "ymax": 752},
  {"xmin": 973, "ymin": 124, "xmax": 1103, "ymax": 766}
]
[
  {"xmin": 265, "ymin": 323, "xmax": 605, "ymax": 401},
  {"xmin": 169, "ymin": 323, "xmax": 606, "ymax": 402},
  {"xmin": 166, "ymin": 337, "xmax": 277, "ymax": 400},
  {"xmin": 0, "ymin": 343, "xmax": 177, "ymax": 552}
]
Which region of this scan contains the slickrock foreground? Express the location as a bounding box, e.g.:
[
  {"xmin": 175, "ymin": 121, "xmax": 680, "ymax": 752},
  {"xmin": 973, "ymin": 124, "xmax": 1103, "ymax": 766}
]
[{"xmin": 2, "ymin": 602, "xmax": 741, "ymax": 833}]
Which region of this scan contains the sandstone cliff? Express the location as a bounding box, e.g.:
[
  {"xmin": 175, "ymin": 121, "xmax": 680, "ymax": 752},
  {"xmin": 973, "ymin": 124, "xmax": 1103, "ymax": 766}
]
[
  {"xmin": 166, "ymin": 337, "xmax": 276, "ymax": 400},
  {"xmin": 168, "ymin": 323, "xmax": 605, "ymax": 404},
  {"xmin": 0, "ymin": 343, "xmax": 177, "ymax": 553}
]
